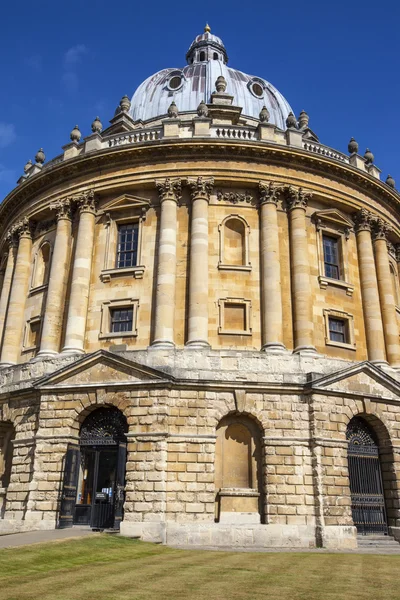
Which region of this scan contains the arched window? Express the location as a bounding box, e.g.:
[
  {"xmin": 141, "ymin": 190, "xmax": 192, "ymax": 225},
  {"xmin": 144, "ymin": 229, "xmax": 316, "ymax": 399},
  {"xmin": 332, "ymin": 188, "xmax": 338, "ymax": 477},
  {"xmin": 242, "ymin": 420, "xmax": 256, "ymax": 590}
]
[
  {"xmin": 218, "ymin": 216, "xmax": 250, "ymax": 270},
  {"xmin": 389, "ymin": 263, "xmax": 399, "ymax": 306},
  {"xmin": 199, "ymin": 51, "xmax": 205, "ymax": 62},
  {"xmin": 215, "ymin": 415, "xmax": 262, "ymax": 522},
  {"xmin": 213, "ymin": 52, "xmax": 218, "ymax": 60},
  {"xmin": 32, "ymin": 241, "xmax": 51, "ymax": 289}
]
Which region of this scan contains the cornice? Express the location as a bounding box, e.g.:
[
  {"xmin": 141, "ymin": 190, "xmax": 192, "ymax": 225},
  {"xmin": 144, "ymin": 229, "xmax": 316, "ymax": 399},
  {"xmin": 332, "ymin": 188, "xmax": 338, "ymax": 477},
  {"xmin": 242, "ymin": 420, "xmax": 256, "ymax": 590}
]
[{"xmin": 1, "ymin": 139, "xmax": 400, "ymax": 245}]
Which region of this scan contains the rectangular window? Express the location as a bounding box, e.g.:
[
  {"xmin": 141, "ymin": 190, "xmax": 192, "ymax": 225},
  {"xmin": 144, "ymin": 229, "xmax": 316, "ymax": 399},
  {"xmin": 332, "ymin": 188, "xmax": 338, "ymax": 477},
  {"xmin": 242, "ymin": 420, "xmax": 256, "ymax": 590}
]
[
  {"xmin": 328, "ymin": 317, "xmax": 347, "ymax": 343},
  {"xmin": 323, "ymin": 235, "xmax": 340, "ymax": 279},
  {"xmin": 116, "ymin": 223, "xmax": 139, "ymax": 268},
  {"xmin": 110, "ymin": 308, "xmax": 133, "ymax": 333}
]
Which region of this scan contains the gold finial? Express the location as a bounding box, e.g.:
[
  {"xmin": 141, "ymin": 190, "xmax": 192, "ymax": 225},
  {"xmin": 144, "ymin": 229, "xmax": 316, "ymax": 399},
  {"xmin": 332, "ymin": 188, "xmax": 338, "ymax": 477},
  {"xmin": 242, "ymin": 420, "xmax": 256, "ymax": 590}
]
[{"xmin": 204, "ymin": 23, "xmax": 211, "ymax": 33}]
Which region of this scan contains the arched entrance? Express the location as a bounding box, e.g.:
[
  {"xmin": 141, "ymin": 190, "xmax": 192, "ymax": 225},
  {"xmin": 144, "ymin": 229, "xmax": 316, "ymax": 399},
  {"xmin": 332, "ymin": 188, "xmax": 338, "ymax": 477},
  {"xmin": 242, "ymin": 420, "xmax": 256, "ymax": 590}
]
[
  {"xmin": 0, "ymin": 422, "xmax": 15, "ymax": 519},
  {"xmin": 215, "ymin": 415, "xmax": 263, "ymax": 523},
  {"xmin": 346, "ymin": 416, "xmax": 388, "ymax": 535},
  {"xmin": 59, "ymin": 407, "xmax": 127, "ymax": 530}
]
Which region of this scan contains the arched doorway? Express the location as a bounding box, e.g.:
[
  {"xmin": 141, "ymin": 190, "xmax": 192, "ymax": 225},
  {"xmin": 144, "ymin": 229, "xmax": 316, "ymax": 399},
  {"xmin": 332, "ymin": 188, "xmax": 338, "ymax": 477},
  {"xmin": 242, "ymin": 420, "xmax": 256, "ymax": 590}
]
[
  {"xmin": 215, "ymin": 415, "xmax": 263, "ymax": 523},
  {"xmin": 59, "ymin": 407, "xmax": 127, "ymax": 530},
  {"xmin": 0, "ymin": 422, "xmax": 15, "ymax": 519},
  {"xmin": 346, "ymin": 416, "xmax": 388, "ymax": 535}
]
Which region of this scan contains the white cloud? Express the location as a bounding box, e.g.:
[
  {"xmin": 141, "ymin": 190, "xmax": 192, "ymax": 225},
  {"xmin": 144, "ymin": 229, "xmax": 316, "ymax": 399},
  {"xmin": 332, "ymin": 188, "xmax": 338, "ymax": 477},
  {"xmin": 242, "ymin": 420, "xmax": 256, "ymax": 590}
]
[
  {"xmin": 62, "ymin": 44, "xmax": 88, "ymax": 95},
  {"xmin": 0, "ymin": 123, "xmax": 16, "ymax": 148},
  {"xmin": 64, "ymin": 44, "xmax": 87, "ymax": 66}
]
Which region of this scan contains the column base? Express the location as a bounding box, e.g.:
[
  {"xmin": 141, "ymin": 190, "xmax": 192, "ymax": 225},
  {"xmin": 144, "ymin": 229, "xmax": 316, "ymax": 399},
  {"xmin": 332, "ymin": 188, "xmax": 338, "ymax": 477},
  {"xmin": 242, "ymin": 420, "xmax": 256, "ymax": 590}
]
[
  {"xmin": 185, "ymin": 340, "xmax": 211, "ymax": 349},
  {"xmin": 293, "ymin": 345, "xmax": 318, "ymax": 355},
  {"xmin": 150, "ymin": 340, "xmax": 175, "ymax": 350},
  {"xmin": 60, "ymin": 347, "xmax": 85, "ymax": 356},
  {"xmin": 32, "ymin": 350, "xmax": 59, "ymax": 361},
  {"xmin": 261, "ymin": 343, "xmax": 287, "ymax": 354},
  {"xmin": 370, "ymin": 359, "xmax": 389, "ymax": 368},
  {"xmin": 0, "ymin": 361, "xmax": 15, "ymax": 369}
]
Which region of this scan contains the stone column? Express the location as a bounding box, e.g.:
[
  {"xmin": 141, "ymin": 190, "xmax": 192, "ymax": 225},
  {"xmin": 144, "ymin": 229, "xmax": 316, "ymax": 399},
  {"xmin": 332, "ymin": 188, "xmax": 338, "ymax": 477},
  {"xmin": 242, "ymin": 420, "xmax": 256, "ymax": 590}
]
[
  {"xmin": 259, "ymin": 181, "xmax": 285, "ymax": 352},
  {"xmin": 372, "ymin": 218, "xmax": 400, "ymax": 367},
  {"xmin": 62, "ymin": 191, "xmax": 96, "ymax": 355},
  {"xmin": 186, "ymin": 177, "xmax": 213, "ymax": 348},
  {"xmin": 152, "ymin": 179, "xmax": 181, "ymax": 348},
  {"xmin": 0, "ymin": 219, "xmax": 33, "ymax": 366},
  {"xmin": 287, "ymin": 186, "xmax": 316, "ymax": 353},
  {"xmin": 37, "ymin": 200, "xmax": 72, "ymax": 357},
  {"xmin": 0, "ymin": 233, "xmax": 18, "ymax": 345},
  {"xmin": 354, "ymin": 210, "xmax": 386, "ymax": 364}
]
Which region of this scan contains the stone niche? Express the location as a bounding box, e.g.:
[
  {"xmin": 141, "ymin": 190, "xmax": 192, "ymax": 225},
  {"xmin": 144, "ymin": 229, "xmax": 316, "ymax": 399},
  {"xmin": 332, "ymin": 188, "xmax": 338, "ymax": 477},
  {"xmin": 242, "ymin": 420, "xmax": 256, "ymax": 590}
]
[{"xmin": 215, "ymin": 415, "xmax": 262, "ymax": 523}]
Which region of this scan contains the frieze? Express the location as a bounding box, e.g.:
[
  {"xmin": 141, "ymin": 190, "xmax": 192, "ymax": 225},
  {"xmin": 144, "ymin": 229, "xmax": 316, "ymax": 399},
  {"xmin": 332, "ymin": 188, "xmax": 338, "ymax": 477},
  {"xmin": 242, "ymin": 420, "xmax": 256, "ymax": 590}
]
[
  {"xmin": 217, "ymin": 190, "xmax": 255, "ymax": 205},
  {"xmin": 1, "ymin": 141, "xmax": 400, "ymax": 240}
]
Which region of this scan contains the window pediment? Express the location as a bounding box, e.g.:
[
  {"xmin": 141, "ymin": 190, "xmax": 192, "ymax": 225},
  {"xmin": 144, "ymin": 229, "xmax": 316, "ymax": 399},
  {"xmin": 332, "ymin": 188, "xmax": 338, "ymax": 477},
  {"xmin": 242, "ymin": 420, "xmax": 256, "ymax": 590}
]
[
  {"xmin": 313, "ymin": 209, "xmax": 354, "ymax": 235},
  {"xmin": 99, "ymin": 194, "xmax": 151, "ymax": 215}
]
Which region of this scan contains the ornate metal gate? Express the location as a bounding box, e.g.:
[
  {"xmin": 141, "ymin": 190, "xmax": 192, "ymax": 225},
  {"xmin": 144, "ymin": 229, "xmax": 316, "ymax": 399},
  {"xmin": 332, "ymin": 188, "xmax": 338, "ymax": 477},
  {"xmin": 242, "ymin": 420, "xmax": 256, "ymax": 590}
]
[
  {"xmin": 60, "ymin": 407, "xmax": 128, "ymax": 530},
  {"xmin": 347, "ymin": 417, "xmax": 388, "ymax": 535}
]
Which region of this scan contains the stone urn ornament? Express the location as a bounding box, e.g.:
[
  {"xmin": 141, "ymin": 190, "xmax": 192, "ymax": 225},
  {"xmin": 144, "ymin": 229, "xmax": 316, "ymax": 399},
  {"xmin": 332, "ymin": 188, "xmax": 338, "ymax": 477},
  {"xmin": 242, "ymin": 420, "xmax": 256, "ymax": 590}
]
[
  {"xmin": 35, "ymin": 148, "xmax": 45, "ymax": 164},
  {"xmin": 259, "ymin": 106, "xmax": 270, "ymax": 123},
  {"xmin": 168, "ymin": 101, "xmax": 179, "ymax": 118},
  {"xmin": 70, "ymin": 125, "xmax": 81, "ymax": 143},
  {"xmin": 348, "ymin": 137, "xmax": 358, "ymax": 154},
  {"xmin": 197, "ymin": 100, "xmax": 209, "ymax": 118},
  {"xmin": 215, "ymin": 76, "xmax": 227, "ymax": 93},
  {"xmin": 91, "ymin": 116, "xmax": 103, "ymax": 134}
]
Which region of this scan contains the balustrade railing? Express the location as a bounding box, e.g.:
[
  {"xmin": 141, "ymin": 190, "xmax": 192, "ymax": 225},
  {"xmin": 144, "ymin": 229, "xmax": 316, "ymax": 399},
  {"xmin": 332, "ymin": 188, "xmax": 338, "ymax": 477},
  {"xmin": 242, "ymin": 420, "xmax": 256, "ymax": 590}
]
[{"xmin": 302, "ymin": 141, "xmax": 349, "ymax": 163}]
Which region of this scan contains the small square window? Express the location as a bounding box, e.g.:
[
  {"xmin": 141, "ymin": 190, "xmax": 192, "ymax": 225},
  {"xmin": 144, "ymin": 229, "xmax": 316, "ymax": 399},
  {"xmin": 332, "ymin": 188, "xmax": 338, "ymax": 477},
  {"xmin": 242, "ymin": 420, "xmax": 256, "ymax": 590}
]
[
  {"xmin": 99, "ymin": 299, "xmax": 139, "ymax": 339},
  {"xmin": 116, "ymin": 223, "xmax": 139, "ymax": 269},
  {"xmin": 324, "ymin": 309, "xmax": 355, "ymax": 350},
  {"xmin": 323, "ymin": 235, "xmax": 340, "ymax": 280},
  {"xmin": 328, "ymin": 317, "xmax": 347, "ymax": 343},
  {"xmin": 110, "ymin": 308, "xmax": 133, "ymax": 333}
]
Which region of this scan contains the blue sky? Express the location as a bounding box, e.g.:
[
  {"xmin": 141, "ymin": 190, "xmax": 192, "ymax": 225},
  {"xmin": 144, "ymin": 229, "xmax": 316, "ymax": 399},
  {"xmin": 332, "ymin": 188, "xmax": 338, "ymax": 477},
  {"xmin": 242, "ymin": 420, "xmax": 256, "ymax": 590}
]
[{"xmin": 0, "ymin": 0, "xmax": 399, "ymax": 201}]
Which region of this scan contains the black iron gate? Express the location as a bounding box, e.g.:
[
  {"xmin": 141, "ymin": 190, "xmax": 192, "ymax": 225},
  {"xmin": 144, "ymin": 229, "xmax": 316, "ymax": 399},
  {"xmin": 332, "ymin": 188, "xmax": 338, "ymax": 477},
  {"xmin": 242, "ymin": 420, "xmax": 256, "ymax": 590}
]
[
  {"xmin": 347, "ymin": 417, "xmax": 388, "ymax": 535},
  {"xmin": 60, "ymin": 407, "xmax": 127, "ymax": 530}
]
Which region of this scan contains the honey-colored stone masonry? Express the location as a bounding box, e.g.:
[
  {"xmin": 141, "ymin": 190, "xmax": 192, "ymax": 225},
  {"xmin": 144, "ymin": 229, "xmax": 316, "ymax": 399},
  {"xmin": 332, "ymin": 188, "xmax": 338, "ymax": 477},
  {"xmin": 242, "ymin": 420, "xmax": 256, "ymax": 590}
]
[{"xmin": 1, "ymin": 138, "xmax": 400, "ymax": 550}]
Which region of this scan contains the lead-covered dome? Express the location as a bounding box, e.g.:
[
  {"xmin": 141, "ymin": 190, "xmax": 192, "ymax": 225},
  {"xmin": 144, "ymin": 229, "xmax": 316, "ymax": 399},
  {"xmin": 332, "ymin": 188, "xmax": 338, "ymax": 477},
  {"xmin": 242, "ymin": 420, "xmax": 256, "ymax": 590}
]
[{"xmin": 129, "ymin": 26, "xmax": 293, "ymax": 129}]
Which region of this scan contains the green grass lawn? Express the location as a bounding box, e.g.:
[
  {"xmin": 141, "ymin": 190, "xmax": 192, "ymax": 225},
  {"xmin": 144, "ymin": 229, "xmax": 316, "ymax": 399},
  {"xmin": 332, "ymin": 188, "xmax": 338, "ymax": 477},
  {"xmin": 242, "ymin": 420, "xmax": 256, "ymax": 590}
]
[{"xmin": 0, "ymin": 535, "xmax": 399, "ymax": 600}]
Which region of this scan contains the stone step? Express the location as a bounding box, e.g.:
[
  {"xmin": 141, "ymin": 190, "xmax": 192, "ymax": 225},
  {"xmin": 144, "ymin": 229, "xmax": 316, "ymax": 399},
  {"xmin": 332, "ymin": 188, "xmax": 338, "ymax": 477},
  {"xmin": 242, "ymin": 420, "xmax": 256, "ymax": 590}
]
[{"xmin": 357, "ymin": 535, "xmax": 399, "ymax": 547}]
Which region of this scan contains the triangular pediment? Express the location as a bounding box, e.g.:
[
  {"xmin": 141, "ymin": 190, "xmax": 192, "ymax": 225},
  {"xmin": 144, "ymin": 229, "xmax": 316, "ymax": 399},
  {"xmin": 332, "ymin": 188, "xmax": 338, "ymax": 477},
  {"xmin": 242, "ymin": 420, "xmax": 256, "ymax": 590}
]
[
  {"xmin": 34, "ymin": 350, "xmax": 172, "ymax": 388},
  {"xmin": 101, "ymin": 194, "xmax": 151, "ymax": 214},
  {"xmin": 307, "ymin": 361, "xmax": 400, "ymax": 400},
  {"xmin": 313, "ymin": 208, "xmax": 354, "ymax": 229}
]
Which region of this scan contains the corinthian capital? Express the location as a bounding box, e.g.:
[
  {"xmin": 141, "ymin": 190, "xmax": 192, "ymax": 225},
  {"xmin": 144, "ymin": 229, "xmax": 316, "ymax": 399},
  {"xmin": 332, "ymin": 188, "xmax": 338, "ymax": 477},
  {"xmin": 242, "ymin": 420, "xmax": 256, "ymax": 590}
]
[
  {"xmin": 372, "ymin": 217, "xmax": 392, "ymax": 242},
  {"xmin": 156, "ymin": 178, "xmax": 182, "ymax": 202},
  {"xmin": 286, "ymin": 186, "xmax": 312, "ymax": 211},
  {"xmin": 12, "ymin": 216, "xmax": 34, "ymax": 239},
  {"xmin": 259, "ymin": 181, "xmax": 284, "ymax": 205},
  {"xmin": 50, "ymin": 198, "xmax": 72, "ymax": 221},
  {"xmin": 77, "ymin": 190, "xmax": 96, "ymax": 214},
  {"xmin": 187, "ymin": 176, "xmax": 214, "ymax": 201},
  {"xmin": 6, "ymin": 229, "xmax": 18, "ymax": 249},
  {"xmin": 353, "ymin": 209, "xmax": 373, "ymax": 233}
]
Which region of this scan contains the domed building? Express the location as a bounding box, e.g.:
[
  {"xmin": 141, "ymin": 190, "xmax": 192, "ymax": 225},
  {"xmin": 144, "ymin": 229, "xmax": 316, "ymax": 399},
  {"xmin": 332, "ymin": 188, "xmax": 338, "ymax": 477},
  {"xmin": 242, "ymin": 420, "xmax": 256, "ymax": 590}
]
[{"xmin": 1, "ymin": 26, "xmax": 400, "ymax": 550}]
